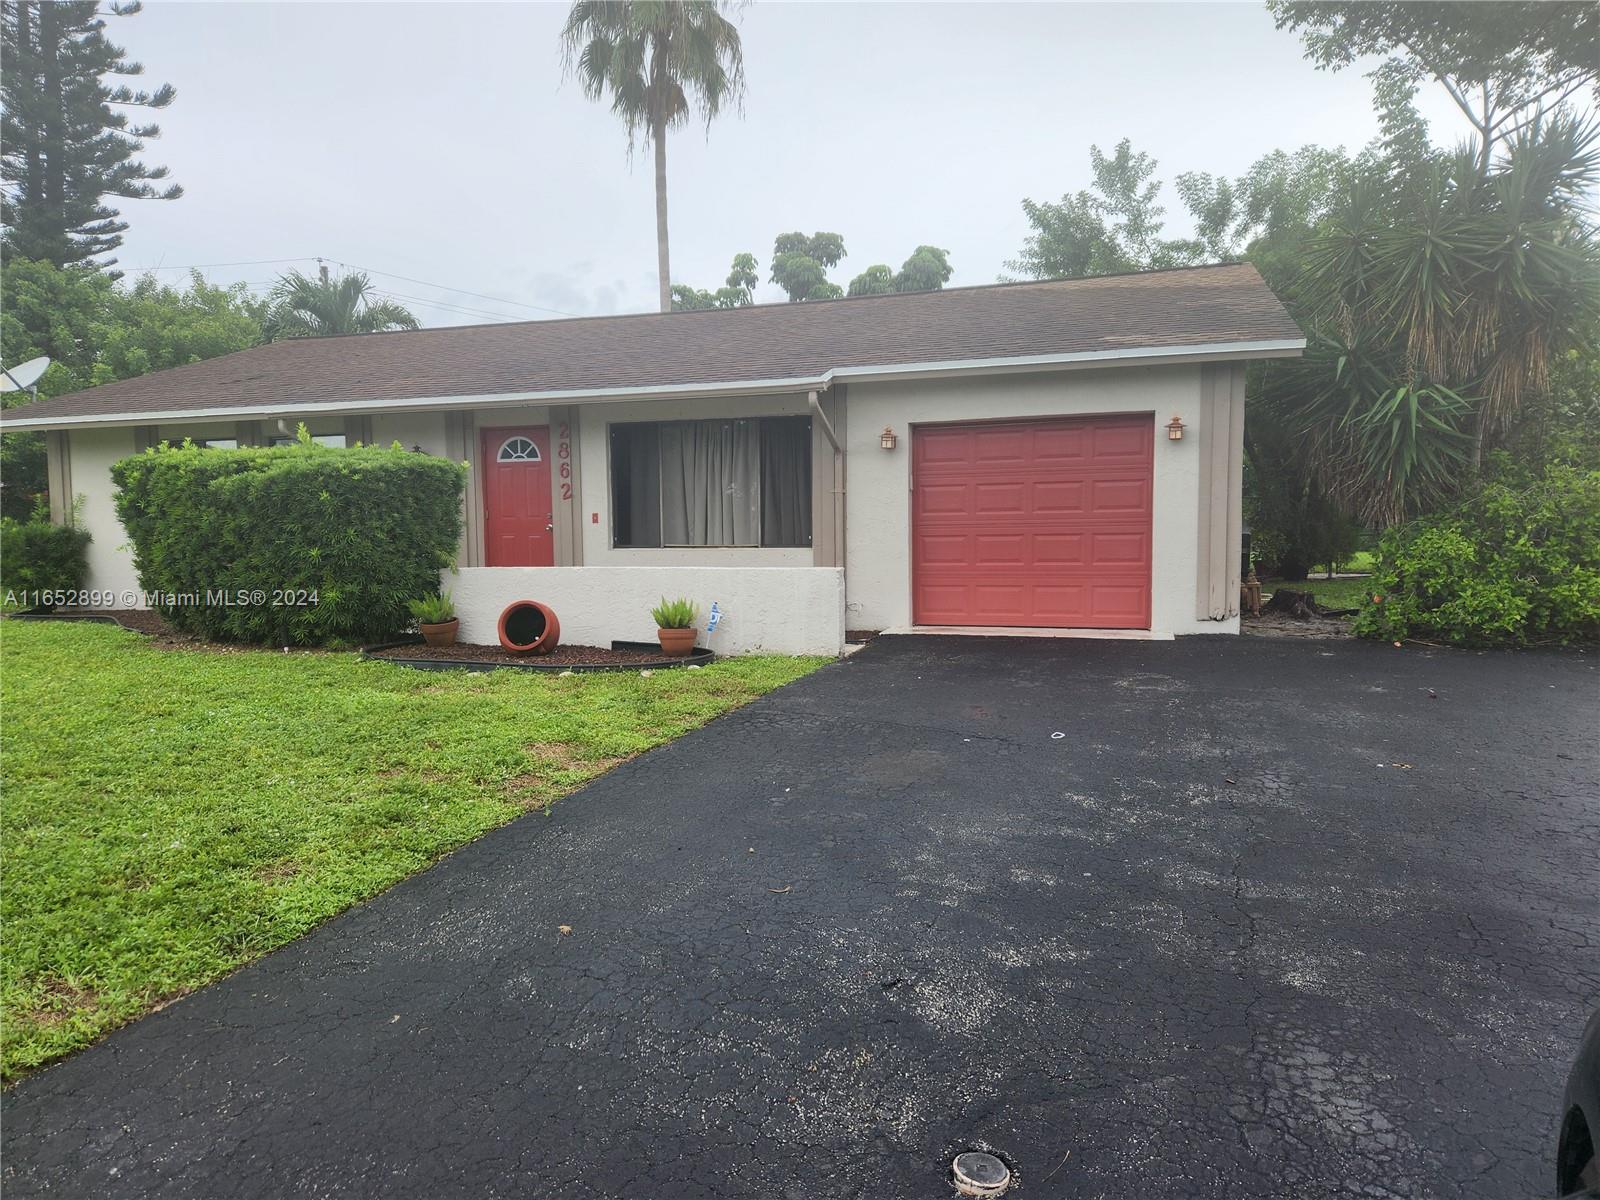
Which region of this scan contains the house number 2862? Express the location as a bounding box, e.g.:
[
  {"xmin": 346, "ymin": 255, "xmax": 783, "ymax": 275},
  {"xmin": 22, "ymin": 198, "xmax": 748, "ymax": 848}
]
[{"xmin": 556, "ymin": 422, "xmax": 572, "ymax": 501}]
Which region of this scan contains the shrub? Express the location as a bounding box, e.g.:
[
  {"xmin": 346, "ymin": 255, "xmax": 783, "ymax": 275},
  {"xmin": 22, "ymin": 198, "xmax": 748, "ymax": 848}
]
[
  {"xmin": 1353, "ymin": 467, "xmax": 1600, "ymax": 646},
  {"xmin": 112, "ymin": 435, "xmax": 466, "ymax": 645},
  {"xmin": 0, "ymin": 504, "xmax": 91, "ymax": 607},
  {"xmin": 650, "ymin": 596, "xmax": 697, "ymax": 628}
]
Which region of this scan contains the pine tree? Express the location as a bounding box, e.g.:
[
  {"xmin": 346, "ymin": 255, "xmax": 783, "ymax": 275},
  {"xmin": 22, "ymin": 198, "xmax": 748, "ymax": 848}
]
[{"xmin": 1, "ymin": 0, "xmax": 181, "ymax": 269}]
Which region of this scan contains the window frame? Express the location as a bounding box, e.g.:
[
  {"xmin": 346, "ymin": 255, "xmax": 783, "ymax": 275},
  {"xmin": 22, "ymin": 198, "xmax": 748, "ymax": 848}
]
[{"xmin": 608, "ymin": 416, "xmax": 812, "ymax": 551}]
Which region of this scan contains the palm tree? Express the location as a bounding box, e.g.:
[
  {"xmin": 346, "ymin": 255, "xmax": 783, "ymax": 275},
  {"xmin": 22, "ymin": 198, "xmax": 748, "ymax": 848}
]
[
  {"xmin": 561, "ymin": 1, "xmax": 745, "ymax": 313},
  {"xmin": 262, "ymin": 269, "xmax": 420, "ymax": 340},
  {"xmin": 1263, "ymin": 113, "xmax": 1600, "ymax": 523}
]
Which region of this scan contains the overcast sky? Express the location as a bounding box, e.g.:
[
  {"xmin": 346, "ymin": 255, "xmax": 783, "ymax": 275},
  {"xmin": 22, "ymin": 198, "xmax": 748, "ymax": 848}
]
[{"xmin": 108, "ymin": 1, "xmax": 1471, "ymax": 325}]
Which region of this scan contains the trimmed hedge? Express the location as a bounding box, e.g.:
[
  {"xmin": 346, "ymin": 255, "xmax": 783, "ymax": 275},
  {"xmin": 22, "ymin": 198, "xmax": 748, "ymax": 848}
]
[
  {"xmin": 1, "ymin": 511, "xmax": 91, "ymax": 605},
  {"xmin": 1354, "ymin": 467, "xmax": 1600, "ymax": 646},
  {"xmin": 113, "ymin": 437, "xmax": 466, "ymax": 645}
]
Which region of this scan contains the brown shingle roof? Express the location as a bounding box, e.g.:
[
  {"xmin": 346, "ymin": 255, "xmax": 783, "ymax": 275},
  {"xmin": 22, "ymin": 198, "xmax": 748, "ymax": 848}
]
[{"xmin": 3, "ymin": 263, "xmax": 1301, "ymax": 428}]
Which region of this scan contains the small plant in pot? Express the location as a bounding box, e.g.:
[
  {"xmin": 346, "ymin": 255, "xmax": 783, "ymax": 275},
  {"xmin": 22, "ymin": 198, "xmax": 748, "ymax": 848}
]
[
  {"xmin": 408, "ymin": 592, "xmax": 459, "ymax": 648},
  {"xmin": 650, "ymin": 596, "xmax": 698, "ymax": 657}
]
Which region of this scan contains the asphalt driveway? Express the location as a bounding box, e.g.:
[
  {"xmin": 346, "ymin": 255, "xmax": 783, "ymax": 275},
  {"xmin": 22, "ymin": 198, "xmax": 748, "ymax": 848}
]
[{"xmin": 5, "ymin": 636, "xmax": 1597, "ymax": 1198}]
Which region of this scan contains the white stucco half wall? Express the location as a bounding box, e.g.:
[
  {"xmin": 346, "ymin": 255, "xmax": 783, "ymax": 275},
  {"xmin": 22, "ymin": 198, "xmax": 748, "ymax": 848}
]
[
  {"xmin": 451, "ymin": 566, "xmax": 845, "ymax": 656},
  {"xmin": 845, "ymin": 364, "xmax": 1237, "ymax": 637}
]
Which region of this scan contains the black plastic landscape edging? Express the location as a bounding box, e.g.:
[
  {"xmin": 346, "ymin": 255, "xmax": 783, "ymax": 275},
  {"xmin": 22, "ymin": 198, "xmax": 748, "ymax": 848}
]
[{"xmin": 359, "ymin": 638, "xmax": 717, "ymax": 674}]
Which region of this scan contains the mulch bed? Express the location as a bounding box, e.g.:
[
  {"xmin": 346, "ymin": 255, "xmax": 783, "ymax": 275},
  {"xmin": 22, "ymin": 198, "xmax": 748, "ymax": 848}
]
[{"xmin": 373, "ymin": 642, "xmax": 671, "ymax": 668}]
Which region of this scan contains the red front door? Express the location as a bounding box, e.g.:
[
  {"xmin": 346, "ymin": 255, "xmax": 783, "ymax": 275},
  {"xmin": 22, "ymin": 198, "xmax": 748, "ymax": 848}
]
[
  {"xmin": 482, "ymin": 426, "xmax": 555, "ymax": 567},
  {"xmin": 911, "ymin": 414, "xmax": 1154, "ymax": 629}
]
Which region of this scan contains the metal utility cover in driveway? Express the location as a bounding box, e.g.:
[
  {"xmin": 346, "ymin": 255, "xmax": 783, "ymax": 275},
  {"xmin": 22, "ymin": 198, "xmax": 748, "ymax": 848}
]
[
  {"xmin": 911, "ymin": 415, "xmax": 1154, "ymax": 629},
  {"xmin": 2, "ymin": 636, "xmax": 1595, "ymax": 1199}
]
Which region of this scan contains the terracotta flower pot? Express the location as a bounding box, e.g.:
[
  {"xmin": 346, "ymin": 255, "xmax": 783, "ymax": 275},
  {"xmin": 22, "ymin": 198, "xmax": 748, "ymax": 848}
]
[
  {"xmin": 657, "ymin": 626, "xmax": 697, "ymax": 657},
  {"xmin": 419, "ymin": 618, "xmax": 458, "ymax": 648},
  {"xmin": 497, "ymin": 600, "xmax": 561, "ymax": 654}
]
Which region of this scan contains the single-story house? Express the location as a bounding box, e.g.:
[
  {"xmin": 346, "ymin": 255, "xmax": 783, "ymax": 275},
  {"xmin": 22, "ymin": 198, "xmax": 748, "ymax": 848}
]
[{"xmin": 1, "ymin": 263, "xmax": 1304, "ymax": 654}]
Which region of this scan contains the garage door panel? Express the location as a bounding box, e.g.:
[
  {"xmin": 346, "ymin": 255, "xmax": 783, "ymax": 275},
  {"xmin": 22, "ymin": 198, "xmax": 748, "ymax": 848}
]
[
  {"xmin": 973, "ymin": 481, "xmax": 1028, "ymax": 515},
  {"xmin": 1032, "ymin": 532, "xmax": 1088, "ymax": 567},
  {"xmin": 974, "ymin": 534, "xmax": 1028, "ymax": 566},
  {"xmin": 1031, "ymin": 424, "xmax": 1090, "ymax": 463},
  {"xmin": 972, "ymin": 584, "xmax": 1029, "ymax": 623},
  {"xmin": 1031, "ymin": 479, "xmax": 1087, "ymax": 515},
  {"xmin": 912, "ymin": 414, "xmax": 1153, "ymax": 629},
  {"xmin": 1092, "ymin": 423, "xmax": 1152, "ymax": 459},
  {"xmin": 1029, "ymin": 584, "xmax": 1091, "ymax": 623},
  {"xmin": 972, "ymin": 427, "xmax": 1029, "ymax": 464},
  {"xmin": 1090, "ymin": 477, "xmax": 1152, "ymax": 514},
  {"xmin": 916, "ymin": 482, "xmax": 971, "ymax": 516},
  {"xmin": 1090, "ymin": 531, "xmax": 1150, "ymax": 566},
  {"xmin": 916, "ymin": 533, "xmax": 972, "ymax": 565}
]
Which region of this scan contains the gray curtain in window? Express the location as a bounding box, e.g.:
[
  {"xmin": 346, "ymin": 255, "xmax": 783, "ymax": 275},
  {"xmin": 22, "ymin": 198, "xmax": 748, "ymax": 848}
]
[
  {"xmin": 761, "ymin": 418, "xmax": 812, "ymax": 547},
  {"xmin": 618, "ymin": 425, "xmax": 661, "ymax": 547},
  {"xmin": 660, "ymin": 420, "xmax": 760, "ymax": 546}
]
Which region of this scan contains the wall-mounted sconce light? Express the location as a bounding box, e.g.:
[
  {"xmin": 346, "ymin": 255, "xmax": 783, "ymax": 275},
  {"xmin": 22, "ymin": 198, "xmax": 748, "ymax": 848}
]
[
  {"xmin": 1166, "ymin": 415, "xmax": 1186, "ymax": 441},
  {"xmin": 880, "ymin": 426, "xmax": 898, "ymax": 450}
]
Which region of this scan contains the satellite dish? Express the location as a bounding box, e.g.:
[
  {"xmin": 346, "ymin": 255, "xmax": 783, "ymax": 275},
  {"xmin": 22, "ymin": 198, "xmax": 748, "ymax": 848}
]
[{"xmin": 0, "ymin": 355, "xmax": 50, "ymax": 394}]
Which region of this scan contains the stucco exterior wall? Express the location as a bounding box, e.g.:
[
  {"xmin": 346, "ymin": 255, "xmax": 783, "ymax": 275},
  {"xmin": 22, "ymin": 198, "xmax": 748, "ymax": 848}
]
[
  {"xmin": 66, "ymin": 427, "xmax": 142, "ymax": 605},
  {"xmin": 370, "ymin": 411, "xmax": 449, "ymax": 455},
  {"xmin": 451, "ymin": 565, "xmax": 844, "ymax": 655},
  {"xmin": 844, "ymin": 365, "xmax": 1239, "ymax": 637}
]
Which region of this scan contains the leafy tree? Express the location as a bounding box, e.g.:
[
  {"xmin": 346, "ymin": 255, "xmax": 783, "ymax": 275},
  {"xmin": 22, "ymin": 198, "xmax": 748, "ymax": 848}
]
[
  {"xmin": 770, "ymin": 231, "xmax": 847, "ymax": 301},
  {"xmin": 561, "ymin": 1, "xmax": 745, "ymax": 314},
  {"xmin": 91, "ymin": 271, "xmax": 267, "ymax": 381},
  {"xmin": 0, "ymin": 259, "xmax": 266, "ymax": 517},
  {"xmin": 1, "ymin": 0, "xmax": 181, "ymax": 268},
  {"xmin": 1269, "ymin": 1, "xmax": 1598, "ymax": 174},
  {"xmin": 844, "ymin": 263, "xmax": 895, "ymax": 297},
  {"xmin": 1005, "ymin": 140, "xmax": 1206, "ymax": 280},
  {"xmin": 261, "ymin": 269, "xmax": 419, "ymax": 339},
  {"xmin": 670, "ymin": 251, "xmax": 757, "ymax": 311},
  {"xmin": 847, "ymin": 245, "xmax": 954, "ymax": 296}
]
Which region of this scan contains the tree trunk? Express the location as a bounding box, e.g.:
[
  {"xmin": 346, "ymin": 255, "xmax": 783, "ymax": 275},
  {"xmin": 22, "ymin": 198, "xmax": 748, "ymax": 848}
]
[{"xmin": 653, "ymin": 117, "xmax": 670, "ymax": 314}]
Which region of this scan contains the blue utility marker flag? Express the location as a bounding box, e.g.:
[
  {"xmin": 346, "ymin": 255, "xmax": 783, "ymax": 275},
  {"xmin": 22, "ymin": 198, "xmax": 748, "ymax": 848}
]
[{"xmin": 706, "ymin": 602, "xmax": 722, "ymax": 633}]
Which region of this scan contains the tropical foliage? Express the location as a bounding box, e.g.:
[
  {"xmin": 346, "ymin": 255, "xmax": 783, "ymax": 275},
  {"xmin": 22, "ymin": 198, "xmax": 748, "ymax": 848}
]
[
  {"xmin": 1354, "ymin": 466, "xmax": 1600, "ymax": 646},
  {"xmin": 261, "ymin": 269, "xmax": 418, "ymax": 340},
  {"xmin": 1, "ymin": 0, "xmax": 181, "ymax": 267},
  {"xmin": 562, "ymin": 0, "xmax": 746, "ymax": 312},
  {"xmin": 673, "ymin": 236, "xmax": 954, "ymax": 309},
  {"xmin": 670, "ymin": 252, "xmax": 759, "ymax": 311},
  {"xmin": 1265, "ymin": 114, "xmax": 1600, "ymax": 523},
  {"xmin": 0, "ymin": 259, "xmax": 267, "ymax": 517},
  {"xmin": 1268, "ymin": 0, "xmax": 1599, "ymax": 171}
]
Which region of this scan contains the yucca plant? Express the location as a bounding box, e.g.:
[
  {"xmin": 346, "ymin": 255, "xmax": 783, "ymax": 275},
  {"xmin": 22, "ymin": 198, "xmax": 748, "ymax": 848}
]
[
  {"xmin": 649, "ymin": 596, "xmax": 696, "ymax": 628},
  {"xmin": 1265, "ymin": 112, "xmax": 1600, "ymax": 521}
]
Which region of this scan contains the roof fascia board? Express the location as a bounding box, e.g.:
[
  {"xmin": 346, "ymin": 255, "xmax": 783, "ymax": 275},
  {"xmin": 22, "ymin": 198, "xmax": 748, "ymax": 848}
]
[{"xmin": 0, "ymin": 338, "xmax": 1306, "ymax": 431}]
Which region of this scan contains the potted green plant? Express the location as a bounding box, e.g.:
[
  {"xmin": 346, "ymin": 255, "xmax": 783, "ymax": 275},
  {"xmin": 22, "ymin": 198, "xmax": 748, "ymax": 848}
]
[
  {"xmin": 650, "ymin": 596, "xmax": 698, "ymax": 657},
  {"xmin": 408, "ymin": 592, "xmax": 459, "ymax": 648}
]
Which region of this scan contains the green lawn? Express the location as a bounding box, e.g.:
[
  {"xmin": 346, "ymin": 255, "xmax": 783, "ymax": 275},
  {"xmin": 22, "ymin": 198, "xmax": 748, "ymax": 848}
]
[
  {"xmin": 0, "ymin": 620, "xmax": 823, "ymax": 1079},
  {"xmin": 1263, "ymin": 574, "xmax": 1378, "ymax": 612}
]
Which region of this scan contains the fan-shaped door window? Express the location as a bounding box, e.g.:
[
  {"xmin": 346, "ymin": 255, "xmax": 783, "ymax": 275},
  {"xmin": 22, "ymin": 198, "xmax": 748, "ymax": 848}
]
[{"xmin": 497, "ymin": 435, "xmax": 541, "ymax": 463}]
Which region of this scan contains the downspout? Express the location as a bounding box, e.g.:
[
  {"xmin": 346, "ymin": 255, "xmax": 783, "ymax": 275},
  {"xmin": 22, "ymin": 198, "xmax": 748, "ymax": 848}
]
[{"xmin": 808, "ymin": 389, "xmax": 845, "ymax": 569}]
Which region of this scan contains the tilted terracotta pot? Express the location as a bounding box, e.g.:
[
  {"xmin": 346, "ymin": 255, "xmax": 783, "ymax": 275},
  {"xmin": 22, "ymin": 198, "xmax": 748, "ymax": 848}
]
[{"xmin": 497, "ymin": 600, "xmax": 561, "ymax": 655}]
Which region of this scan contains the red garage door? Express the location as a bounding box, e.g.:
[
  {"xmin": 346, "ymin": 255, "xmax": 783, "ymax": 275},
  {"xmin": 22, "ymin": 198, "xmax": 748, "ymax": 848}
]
[{"xmin": 912, "ymin": 414, "xmax": 1153, "ymax": 629}]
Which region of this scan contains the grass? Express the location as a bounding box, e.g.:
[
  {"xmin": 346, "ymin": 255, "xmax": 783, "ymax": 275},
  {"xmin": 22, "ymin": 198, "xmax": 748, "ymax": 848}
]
[
  {"xmin": 1262, "ymin": 574, "xmax": 1379, "ymax": 612},
  {"xmin": 0, "ymin": 620, "xmax": 824, "ymax": 1079}
]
